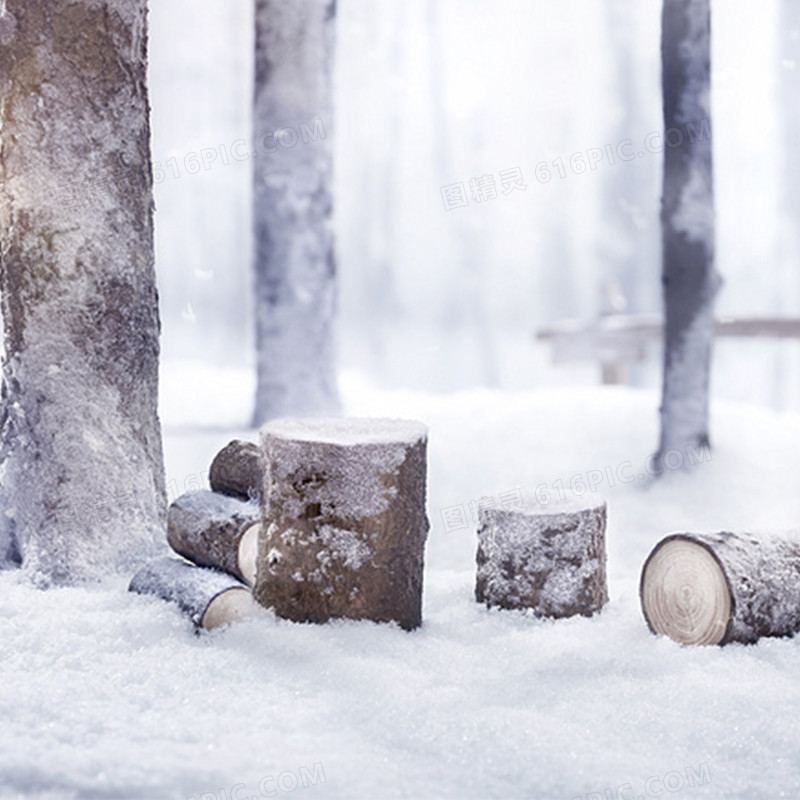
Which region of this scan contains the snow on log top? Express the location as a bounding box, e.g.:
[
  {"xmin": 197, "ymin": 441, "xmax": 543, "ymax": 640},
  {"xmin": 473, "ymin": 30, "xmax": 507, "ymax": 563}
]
[
  {"xmin": 262, "ymin": 417, "xmax": 428, "ymax": 446},
  {"xmin": 516, "ymin": 491, "xmax": 606, "ymax": 517}
]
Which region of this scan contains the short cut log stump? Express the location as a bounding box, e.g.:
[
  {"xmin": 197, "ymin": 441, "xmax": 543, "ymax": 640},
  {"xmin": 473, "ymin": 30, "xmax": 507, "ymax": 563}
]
[
  {"xmin": 475, "ymin": 493, "xmax": 608, "ymax": 618},
  {"xmin": 254, "ymin": 417, "xmax": 429, "ymax": 631}
]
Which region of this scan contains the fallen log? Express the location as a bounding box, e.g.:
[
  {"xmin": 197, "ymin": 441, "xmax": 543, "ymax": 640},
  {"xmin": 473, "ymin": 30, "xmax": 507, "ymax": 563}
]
[
  {"xmin": 209, "ymin": 439, "xmax": 263, "ymax": 501},
  {"xmin": 129, "ymin": 557, "xmax": 258, "ymax": 630},
  {"xmin": 254, "ymin": 417, "xmax": 429, "ymax": 631},
  {"xmin": 640, "ymin": 531, "xmax": 800, "ymax": 645},
  {"xmin": 167, "ymin": 491, "xmax": 259, "ymax": 586},
  {"xmin": 475, "ymin": 493, "xmax": 608, "ymax": 618}
]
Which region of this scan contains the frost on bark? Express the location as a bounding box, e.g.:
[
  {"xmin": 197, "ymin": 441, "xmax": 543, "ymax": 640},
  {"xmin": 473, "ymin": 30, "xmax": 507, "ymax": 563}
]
[
  {"xmin": 252, "ymin": 0, "xmax": 339, "ymax": 425},
  {"xmin": 641, "ymin": 532, "xmax": 800, "ymax": 645},
  {"xmin": 0, "ymin": 2, "xmax": 167, "ymax": 583},
  {"xmin": 475, "ymin": 494, "xmax": 608, "ymax": 618},
  {"xmin": 658, "ymin": 0, "xmax": 719, "ymax": 463}
]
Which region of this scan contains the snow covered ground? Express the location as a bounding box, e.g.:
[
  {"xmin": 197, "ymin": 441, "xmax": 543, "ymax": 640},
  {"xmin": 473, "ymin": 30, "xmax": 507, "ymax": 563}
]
[{"xmin": 2, "ymin": 368, "xmax": 800, "ymax": 799}]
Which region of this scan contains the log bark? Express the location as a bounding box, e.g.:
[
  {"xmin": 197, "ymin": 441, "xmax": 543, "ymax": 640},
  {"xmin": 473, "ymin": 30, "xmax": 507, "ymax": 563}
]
[
  {"xmin": 0, "ymin": 1, "xmax": 167, "ymax": 584},
  {"xmin": 129, "ymin": 557, "xmax": 257, "ymax": 630},
  {"xmin": 475, "ymin": 495, "xmax": 608, "ymax": 618},
  {"xmin": 640, "ymin": 532, "xmax": 800, "ymax": 645},
  {"xmin": 252, "ymin": 0, "xmax": 339, "ymax": 424},
  {"xmin": 209, "ymin": 440, "xmax": 263, "ymax": 501},
  {"xmin": 658, "ymin": 0, "xmax": 719, "ymax": 462},
  {"xmin": 167, "ymin": 491, "xmax": 260, "ymax": 586},
  {"xmin": 254, "ymin": 417, "xmax": 429, "ymax": 631}
]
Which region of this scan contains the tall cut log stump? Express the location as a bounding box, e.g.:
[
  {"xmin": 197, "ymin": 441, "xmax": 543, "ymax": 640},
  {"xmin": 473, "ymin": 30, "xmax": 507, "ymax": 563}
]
[
  {"xmin": 209, "ymin": 440, "xmax": 263, "ymax": 501},
  {"xmin": 254, "ymin": 417, "xmax": 429, "ymax": 631},
  {"xmin": 641, "ymin": 532, "xmax": 800, "ymax": 645},
  {"xmin": 129, "ymin": 557, "xmax": 258, "ymax": 630},
  {"xmin": 167, "ymin": 491, "xmax": 260, "ymax": 586},
  {"xmin": 475, "ymin": 493, "xmax": 608, "ymax": 618}
]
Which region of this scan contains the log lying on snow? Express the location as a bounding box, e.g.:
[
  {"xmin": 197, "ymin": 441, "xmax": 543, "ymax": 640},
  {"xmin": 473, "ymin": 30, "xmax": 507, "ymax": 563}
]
[
  {"xmin": 255, "ymin": 417, "xmax": 429, "ymax": 631},
  {"xmin": 640, "ymin": 532, "xmax": 800, "ymax": 645},
  {"xmin": 129, "ymin": 557, "xmax": 258, "ymax": 630},
  {"xmin": 475, "ymin": 493, "xmax": 608, "ymax": 618},
  {"xmin": 167, "ymin": 491, "xmax": 260, "ymax": 586},
  {"xmin": 209, "ymin": 440, "xmax": 263, "ymax": 501}
]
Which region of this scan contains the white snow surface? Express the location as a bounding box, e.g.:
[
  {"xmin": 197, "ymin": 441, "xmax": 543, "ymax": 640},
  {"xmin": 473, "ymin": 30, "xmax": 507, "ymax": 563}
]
[
  {"xmin": 3, "ymin": 370, "xmax": 800, "ymax": 798},
  {"xmin": 263, "ymin": 416, "xmax": 428, "ymax": 446}
]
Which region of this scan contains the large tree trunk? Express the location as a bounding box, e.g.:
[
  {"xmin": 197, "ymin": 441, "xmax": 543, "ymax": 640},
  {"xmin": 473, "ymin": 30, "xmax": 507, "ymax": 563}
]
[
  {"xmin": 0, "ymin": 2, "xmax": 167, "ymax": 583},
  {"xmin": 657, "ymin": 0, "xmax": 719, "ymax": 462},
  {"xmin": 252, "ymin": 0, "xmax": 339, "ymax": 425},
  {"xmin": 640, "ymin": 532, "xmax": 800, "ymax": 645},
  {"xmin": 254, "ymin": 417, "xmax": 429, "ymax": 631}
]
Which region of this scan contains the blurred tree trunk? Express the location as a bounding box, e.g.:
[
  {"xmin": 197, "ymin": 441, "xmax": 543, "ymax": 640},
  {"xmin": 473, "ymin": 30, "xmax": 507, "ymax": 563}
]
[
  {"xmin": 0, "ymin": 1, "xmax": 167, "ymax": 582},
  {"xmin": 657, "ymin": 0, "xmax": 719, "ymax": 464},
  {"xmin": 778, "ymin": 0, "xmax": 800, "ymax": 304},
  {"xmin": 252, "ymin": 0, "xmax": 339, "ymax": 424}
]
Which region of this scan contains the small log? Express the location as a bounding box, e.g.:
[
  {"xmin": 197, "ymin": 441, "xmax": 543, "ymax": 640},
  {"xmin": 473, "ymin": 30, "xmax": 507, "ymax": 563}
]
[
  {"xmin": 254, "ymin": 417, "xmax": 429, "ymax": 631},
  {"xmin": 167, "ymin": 491, "xmax": 260, "ymax": 586},
  {"xmin": 129, "ymin": 557, "xmax": 258, "ymax": 630},
  {"xmin": 475, "ymin": 494, "xmax": 608, "ymax": 618},
  {"xmin": 209, "ymin": 439, "xmax": 263, "ymax": 501},
  {"xmin": 640, "ymin": 532, "xmax": 800, "ymax": 645}
]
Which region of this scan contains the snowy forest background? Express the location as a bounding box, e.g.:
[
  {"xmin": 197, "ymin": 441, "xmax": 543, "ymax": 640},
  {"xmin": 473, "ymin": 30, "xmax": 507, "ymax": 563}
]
[
  {"xmin": 153, "ymin": 0, "xmax": 799, "ymax": 413},
  {"xmin": 6, "ymin": 2, "xmax": 800, "ymax": 798}
]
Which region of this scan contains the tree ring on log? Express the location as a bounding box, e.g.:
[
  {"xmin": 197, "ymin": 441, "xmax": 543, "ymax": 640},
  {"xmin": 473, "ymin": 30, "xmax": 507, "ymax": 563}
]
[
  {"xmin": 237, "ymin": 523, "xmax": 259, "ymax": 587},
  {"xmin": 201, "ymin": 587, "xmax": 259, "ymax": 630},
  {"xmin": 640, "ymin": 537, "xmax": 731, "ymax": 645}
]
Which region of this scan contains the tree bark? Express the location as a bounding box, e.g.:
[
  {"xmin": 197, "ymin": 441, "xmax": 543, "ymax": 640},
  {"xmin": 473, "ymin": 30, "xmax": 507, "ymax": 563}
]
[
  {"xmin": 640, "ymin": 532, "xmax": 800, "ymax": 645},
  {"xmin": 209, "ymin": 439, "xmax": 263, "ymax": 501},
  {"xmin": 167, "ymin": 491, "xmax": 260, "ymax": 586},
  {"xmin": 475, "ymin": 496, "xmax": 608, "ymax": 618},
  {"xmin": 254, "ymin": 417, "xmax": 429, "ymax": 631},
  {"xmin": 252, "ymin": 0, "xmax": 339, "ymax": 425},
  {"xmin": 129, "ymin": 557, "xmax": 257, "ymax": 631},
  {"xmin": 658, "ymin": 0, "xmax": 719, "ymax": 463},
  {"xmin": 0, "ymin": 2, "xmax": 167, "ymax": 584}
]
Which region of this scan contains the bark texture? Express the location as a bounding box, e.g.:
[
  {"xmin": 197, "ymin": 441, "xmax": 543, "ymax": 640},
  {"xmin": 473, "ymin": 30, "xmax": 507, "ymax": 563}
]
[
  {"xmin": 475, "ymin": 498, "xmax": 608, "ymax": 618},
  {"xmin": 0, "ymin": 2, "xmax": 167, "ymax": 583},
  {"xmin": 209, "ymin": 439, "xmax": 263, "ymax": 501},
  {"xmin": 252, "ymin": 0, "xmax": 339, "ymax": 424},
  {"xmin": 129, "ymin": 556, "xmax": 256, "ymax": 630},
  {"xmin": 167, "ymin": 490, "xmax": 260, "ymax": 586},
  {"xmin": 658, "ymin": 0, "xmax": 719, "ymax": 461},
  {"xmin": 254, "ymin": 418, "xmax": 429, "ymax": 631},
  {"xmin": 641, "ymin": 532, "xmax": 800, "ymax": 645}
]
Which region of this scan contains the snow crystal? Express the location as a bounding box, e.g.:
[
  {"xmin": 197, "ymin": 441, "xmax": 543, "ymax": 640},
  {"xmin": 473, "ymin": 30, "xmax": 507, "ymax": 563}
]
[{"xmin": 316, "ymin": 524, "xmax": 373, "ymax": 571}]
